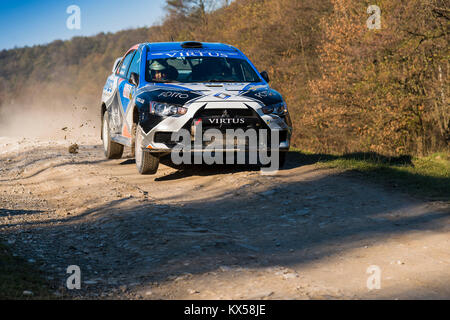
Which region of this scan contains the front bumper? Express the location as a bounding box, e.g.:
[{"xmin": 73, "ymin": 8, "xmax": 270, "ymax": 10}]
[{"xmin": 139, "ymin": 100, "xmax": 292, "ymax": 152}]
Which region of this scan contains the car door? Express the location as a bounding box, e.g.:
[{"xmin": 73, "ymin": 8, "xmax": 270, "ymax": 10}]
[
  {"xmin": 120, "ymin": 50, "xmax": 142, "ymax": 138},
  {"xmin": 110, "ymin": 50, "xmax": 135, "ymax": 134},
  {"xmin": 123, "ymin": 50, "xmax": 141, "ymax": 113}
]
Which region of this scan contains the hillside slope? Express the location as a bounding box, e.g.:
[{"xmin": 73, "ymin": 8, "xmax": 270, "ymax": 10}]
[
  {"xmin": 0, "ymin": 0, "xmax": 330, "ymax": 146},
  {"xmin": 0, "ymin": 0, "xmax": 447, "ymax": 155}
]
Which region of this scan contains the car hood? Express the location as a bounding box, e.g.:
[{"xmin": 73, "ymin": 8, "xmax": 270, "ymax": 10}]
[{"xmin": 135, "ymin": 82, "xmax": 284, "ymax": 107}]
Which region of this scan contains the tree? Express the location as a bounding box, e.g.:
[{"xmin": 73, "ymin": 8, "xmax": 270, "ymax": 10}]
[
  {"xmin": 165, "ymin": 0, "xmax": 220, "ymax": 17},
  {"xmin": 309, "ymin": 0, "xmax": 449, "ymax": 155}
]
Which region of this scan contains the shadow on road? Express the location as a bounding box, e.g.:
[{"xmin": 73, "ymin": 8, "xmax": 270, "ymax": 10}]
[
  {"xmin": 2, "ymin": 146, "xmax": 448, "ymax": 298},
  {"xmin": 2, "ymin": 166, "xmax": 448, "ymax": 297},
  {"xmin": 0, "ymin": 208, "xmax": 45, "ymax": 218}
]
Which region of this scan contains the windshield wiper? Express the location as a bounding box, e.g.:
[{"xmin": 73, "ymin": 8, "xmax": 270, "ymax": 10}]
[
  {"xmin": 206, "ymin": 79, "xmax": 240, "ymax": 83},
  {"xmin": 151, "ymin": 79, "xmax": 178, "ymax": 83}
]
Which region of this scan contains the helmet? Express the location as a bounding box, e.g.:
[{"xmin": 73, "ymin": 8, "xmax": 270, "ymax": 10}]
[{"xmin": 149, "ymin": 60, "xmax": 167, "ymax": 71}]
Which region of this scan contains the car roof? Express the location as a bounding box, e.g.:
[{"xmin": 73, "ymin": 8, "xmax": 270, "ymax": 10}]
[{"xmin": 144, "ymin": 42, "xmax": 239, "ymax": 53}]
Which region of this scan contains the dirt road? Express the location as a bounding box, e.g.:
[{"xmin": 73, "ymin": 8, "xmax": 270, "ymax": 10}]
[{"xmin": 1, "ymin": 136, "xmax": 449, "ymax": 299}]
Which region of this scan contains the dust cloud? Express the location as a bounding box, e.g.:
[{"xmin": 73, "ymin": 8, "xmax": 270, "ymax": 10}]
[{"xmin": 0, "ymin": 103, "xmax": 100, "ymax": 141}]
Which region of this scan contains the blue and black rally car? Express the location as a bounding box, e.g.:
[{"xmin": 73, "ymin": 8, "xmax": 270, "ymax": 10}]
[{"xmin": 101, "ymin": 41, "xmax": 292, "ymax": 174}]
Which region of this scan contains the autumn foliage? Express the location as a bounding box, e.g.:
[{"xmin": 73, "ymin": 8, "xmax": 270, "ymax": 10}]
[
  {"xmin": 309, "ymin": 0, "xmax": 449, "ymax": 155},
  {"xmin": 0, "ymin": 0, "xmax": 447, "ymax": 156}
]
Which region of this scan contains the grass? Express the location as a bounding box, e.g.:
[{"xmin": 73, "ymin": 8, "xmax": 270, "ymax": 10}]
[
  {"xmin": 0, "ymin": 242, "xmax": 55, "ymax": 299},
  {"xmin": 290, "ymin": 149, "xmax": 450, "ymax": 201}
]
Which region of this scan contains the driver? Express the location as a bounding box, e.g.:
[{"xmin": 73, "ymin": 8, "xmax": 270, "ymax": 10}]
[{"xmin": 149, "ymin": 60, "xmax": 169, "ymax": 81}]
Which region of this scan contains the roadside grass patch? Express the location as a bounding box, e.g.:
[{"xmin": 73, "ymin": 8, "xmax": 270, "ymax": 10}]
[
  {"xmin": 0, "ymin": 242, "xmax": 55, "ymax": 299},
  {"xmin": 290, "ymin": 149, "xmax": 450, "ymax": 200}
]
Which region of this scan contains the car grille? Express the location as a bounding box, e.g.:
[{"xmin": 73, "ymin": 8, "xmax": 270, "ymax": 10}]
[
  {"xmin": 192, "ymin": 107, "xmax": 265, "ymax": 131},
  {"xmin": 153, "ymin": 107, "xmax": 287, "ymax": 149}
]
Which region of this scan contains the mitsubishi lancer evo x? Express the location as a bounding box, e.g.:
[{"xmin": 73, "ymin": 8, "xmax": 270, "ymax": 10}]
[{"xmin": 101, "ymin": 41, "xmax": 292, "ymax": 174}]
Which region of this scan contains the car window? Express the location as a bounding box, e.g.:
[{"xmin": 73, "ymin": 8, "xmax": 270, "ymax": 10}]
[
  {"xmin": 145, "ymin": 56, "xmax": 261, "ymax": 83},
  {"xmin": 117, "ymin": 51, "xmax": 135, "ymax": 77},
  {"xmin": 241, "ymin": 62, "xmax": 257, "ymax": 82},
  {"xmin": 126, "ymin": 50, "xmax": 141, "ymax": 80}
]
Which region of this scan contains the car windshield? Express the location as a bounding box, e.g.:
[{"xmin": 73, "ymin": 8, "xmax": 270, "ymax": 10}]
[{"xmin": 145, "ymin": 56, "xmax": 261, "ymax": 83}]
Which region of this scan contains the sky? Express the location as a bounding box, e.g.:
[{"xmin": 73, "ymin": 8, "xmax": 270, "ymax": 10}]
[{"xmin": 0, "ymin": 0, "xmax": 167, "ymax": 50}]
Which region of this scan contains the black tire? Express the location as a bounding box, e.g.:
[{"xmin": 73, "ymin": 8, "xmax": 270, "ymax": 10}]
[
  {"xmin": 102, "ymin": 111, "xmax": 124, "ymax": 159},
  {"xmin": 135, "ymin": 124, "xmax": 159, "ymax": 174},
  {"xmin": 260, "ymin": 150, "xmax": 287, "ymax": 170},
  {"xmin": 279, "ymin": 151, "xmax": 287, "ymax": 168},
  {"xmin": 130, "ymin": 122, "xmax": 137, "ymax": 155}
]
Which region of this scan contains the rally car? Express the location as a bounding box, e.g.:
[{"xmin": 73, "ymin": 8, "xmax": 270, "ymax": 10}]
[{"xmin": 101, "ymin": 41, "xmax": 292, "ymax": 174}]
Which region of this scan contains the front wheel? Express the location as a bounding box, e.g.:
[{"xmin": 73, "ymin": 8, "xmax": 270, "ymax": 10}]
[
  {"xmin": 279, "ymin": 151, "xmax": 287, "ymax": 168},
  {"xmin": 260, "ymin": 150, "xmax": 287, "ymax": 170},
  {"xmin": 135, "ymin": 124, "xmax": 159, "ymax": 174}
]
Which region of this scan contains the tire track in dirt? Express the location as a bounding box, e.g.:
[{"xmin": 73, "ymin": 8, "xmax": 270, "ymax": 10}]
[{"xmin": 0, "ymin": 137, "xmax": 449, "ymax": 299}]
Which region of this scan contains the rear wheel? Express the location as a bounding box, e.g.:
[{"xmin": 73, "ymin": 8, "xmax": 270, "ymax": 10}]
[
  {"xmin": 135, "ymin": 124, "xmax": 159, "ymax": 174},
  {"xmin": 102, "ymin": 111, "xmax": 124, "ymax": 159}
]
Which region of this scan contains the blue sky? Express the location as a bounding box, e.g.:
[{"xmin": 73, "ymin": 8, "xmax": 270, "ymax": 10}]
[{"xmin": 0, "ymin": 0, "xmax": 166, "ymax": 50}]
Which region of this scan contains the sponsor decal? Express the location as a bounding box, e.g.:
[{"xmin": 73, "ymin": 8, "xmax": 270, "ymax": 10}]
[
  {"xmin": 207, "ymin": 110, "xmax": 245, "ymax": 125},
  {"xmin": 111, "ymin": 107, "xmax": 121, "ymax": 128},
  {"xmin": 148, "ymin": 50, "xmax": 238, "ymax": 59},
  {"xmin": 123, "ymin": 84, "xmax": 133, "ymax": 99},
  {"xmin": 104, "ymin": 78, "xmax": 114, "ymax": 93},
  {"xmin": 158, "ymin": 91, "xmax": 189, "ymax": 99},
  {"xmin": 214, "ymin": 92, "xmax": 232, "ymax": 100},
  {"xmin": 254, "ymin": 90, "xmax": 274, "ymax": 99},
  {"xmin": 248, "ymin": 85, "xmax": 267, "ymax": 91},
  {"xmin": 209, "ymin": 118, "xmax": 245, "ymax": 125}
]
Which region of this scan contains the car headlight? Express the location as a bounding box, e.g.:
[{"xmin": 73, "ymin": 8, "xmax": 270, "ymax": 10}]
[
  {"xmin": 262, "ymin": 102, "xmax": 288, "ymax": 115},
  {"xmin": 150, "ymin": 102, "xmax": 187, "ymax": 117}
]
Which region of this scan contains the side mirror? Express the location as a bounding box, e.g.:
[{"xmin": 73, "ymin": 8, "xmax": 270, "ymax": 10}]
[
  {"xmin": 260, "ymin": 71, "xmax": 270, "ymax": 83},
  {"xmin": 112, "ymin": 57, "xmax": 122, "ymax": 72},
  {"xmin": 129, "ymin": 72, "xmax": 139, "ymax": 86},
  {"xmin": 260, "ymin": 71, "xmax": 270, "ymax": 82}
]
